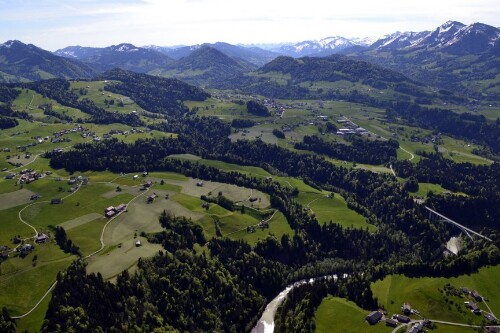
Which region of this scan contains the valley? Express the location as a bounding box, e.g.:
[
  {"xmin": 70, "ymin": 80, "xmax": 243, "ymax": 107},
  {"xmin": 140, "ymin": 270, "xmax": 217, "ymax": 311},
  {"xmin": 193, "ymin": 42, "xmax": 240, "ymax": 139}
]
[{"xmin": 0, "ymin": 18, "xmax": 500, "ymax": 333}]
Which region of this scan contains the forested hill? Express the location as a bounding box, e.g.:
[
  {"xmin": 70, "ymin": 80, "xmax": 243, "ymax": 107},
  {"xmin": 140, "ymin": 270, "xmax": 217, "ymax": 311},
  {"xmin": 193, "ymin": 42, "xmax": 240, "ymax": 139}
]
[
  {"xmin": 214, "ymin": 54, "xmax": 450, "ymax": 103},
  {"xmin": 155, "ymin": 46, "xmax": 255, "ymax": 86},
  {"xmin": 100, "ymin": 68, "xmax": 210, "ymax": 116},
  {"xmin": 259, "ymin": 55, "xmax": 417, "ymax": 87}
]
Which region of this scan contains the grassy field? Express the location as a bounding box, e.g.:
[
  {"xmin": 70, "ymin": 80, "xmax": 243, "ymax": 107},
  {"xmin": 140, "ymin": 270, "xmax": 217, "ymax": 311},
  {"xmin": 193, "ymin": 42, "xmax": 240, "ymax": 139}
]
[
  {"xmin": 0, "ymin": 242, "xmax": 74, "ymax": 316},
  {"xmin": 22, "ymin": 183, "xmax": 134, "ymax": 228},
  {"xmin": 295, "ymin": 192, "xmax": 374, "ymax": 231},
  {"xmin": 226, "ymin": 210, "xmax": 293, "ymax": 245},
  {"xmin": 315, "ymin": 296, "xmax": 392, "ymax": 333},
  {"xmin": 0, "ymin": 205, "xmax": 35, "ymax": 245},
  {"xmin": 65, "ymin": 217, "xmax": 106, "ymax": 256},
  {"xmin": 410, "ymin": 182, "xmax": 449, "ymax": 198},
  {"xmin": 314, "ymin": 295, "xmax": 476, "ymax": 333},
  {"xmin": 14, "ymin": 292, "xmax": 52, "ymax": 333},
  {"xmin": 372, "ymin": 265, "xmax": 500, "ymax": 326}
]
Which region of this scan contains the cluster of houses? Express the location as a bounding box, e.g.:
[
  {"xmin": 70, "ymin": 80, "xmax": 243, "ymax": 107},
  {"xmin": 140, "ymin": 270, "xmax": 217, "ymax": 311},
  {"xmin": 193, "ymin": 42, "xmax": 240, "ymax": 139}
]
[
  {"xmin": 461, "ymin": 287, "xmax": 498, "ymax": 324},
  {"xmin": 336, "ymin": 117, "xmax": 368, "ymax": 136},
  {"xmin": 18, "ymin": 169, "xmax": 42, "ymax": 184},
  {"xmin": 365, "ymin": 302, "xmax": 431, "ymax": 332},
  {"xmin": 4, "ymin": 168, "xmax": 43, "ymax": 183},
  {"xmin": 104, "ymin": 204, "xmax": 127, "ymax": 218},
  {"xmin": 367, "ymin": 289, "xmax": 498, "ymax": 332}
]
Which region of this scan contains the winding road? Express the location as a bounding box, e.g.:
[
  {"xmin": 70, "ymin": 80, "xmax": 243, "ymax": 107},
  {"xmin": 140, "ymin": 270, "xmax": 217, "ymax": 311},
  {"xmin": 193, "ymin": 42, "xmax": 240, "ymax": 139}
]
[{"xmin": 10, "ymin": 177, "xmax": 151, "ymax": 319}]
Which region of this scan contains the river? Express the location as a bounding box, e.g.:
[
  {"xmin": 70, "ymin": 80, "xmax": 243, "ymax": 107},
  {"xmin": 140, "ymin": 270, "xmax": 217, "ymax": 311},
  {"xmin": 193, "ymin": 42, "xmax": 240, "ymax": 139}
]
[{"xmin": 251, "ymin": 275, "xmax": 341, "ymax": 333}]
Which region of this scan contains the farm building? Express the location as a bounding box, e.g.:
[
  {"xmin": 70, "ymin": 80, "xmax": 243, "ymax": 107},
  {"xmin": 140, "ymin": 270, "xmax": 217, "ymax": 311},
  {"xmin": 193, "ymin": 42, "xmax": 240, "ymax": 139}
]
[
  {"xmin": 385, "ymin": 318, "xmax": 398, "ymax": 327},
  {"xmin": 365, "ymin": 311, "xmax": 382, "ymax": 325},
  {"xmin": 485, "ymin": 313, "xmax": 497, "ymax": 324},
  {"xmin": 402, "ymin": 302, "xmax": 412, "ymax": 315},
  {"xmin": 35, "ymin": 233, "xmax": 49, "ymax": 243},
  {"xmin": 18, "ymin": 244, "xmax": 33, "ymax": 254},
  {"xmin": 115, "ymin": 204, "xmax": 127, "ymax": 212},
  {"xmin": 105, "ymin": 210, "xmax": 116, "ymax": 218},
  {"xmin": 407, "ymin": 322, "xmax": 423, "ymax": 333},
  {"xmin": 135, "ymin": 240, "xmax": 141, "ymax": 247},
  {"xmin": 465, "ymin": 302, "xmax": 482, "ymax": 314},
  {"xmin": 394, "ymin": 314, "xmax": 411, "ymax": 323},
  {"xmin": 471, "ymin": 290, "xmax": 483, "ymax": 302},
  {"xmin": 0, "ymin": 246, "xmax": 9, "ymax": 259},
  {"xmin": 147, "ymin": 193, "xmax": 157, "ymax": 203}
]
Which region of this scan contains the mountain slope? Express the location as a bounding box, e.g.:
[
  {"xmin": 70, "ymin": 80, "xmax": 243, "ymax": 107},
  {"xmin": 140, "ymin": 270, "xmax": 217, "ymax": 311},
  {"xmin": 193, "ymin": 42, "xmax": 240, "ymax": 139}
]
[
  {"xmin": 352, "ymin": 21, "xmax": 500, "ymax": 100},
  {"xmin": 155, "ymin": 46, "xmax": 255, "ymax": 86},
  {"xmin": 55, "ymin": 43, "xmax": 174, "ymax": 73},
  {"xmin": 0, "ymin": 40, "xmax": 96, "ymax": 82}
]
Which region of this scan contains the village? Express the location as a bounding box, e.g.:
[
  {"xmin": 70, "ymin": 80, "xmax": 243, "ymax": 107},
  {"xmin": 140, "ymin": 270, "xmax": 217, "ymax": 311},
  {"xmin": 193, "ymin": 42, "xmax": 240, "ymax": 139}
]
[{"xmin": 365, "ymin": 288, "xmax": 498, "ymax": 332}]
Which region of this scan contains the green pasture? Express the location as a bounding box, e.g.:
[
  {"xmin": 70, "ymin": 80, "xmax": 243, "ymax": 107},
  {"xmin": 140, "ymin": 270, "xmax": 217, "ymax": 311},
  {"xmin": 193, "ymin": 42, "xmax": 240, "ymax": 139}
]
[
  {"xmin": 86, "ymin": 236, "xmax": 163, "ymax": 280},
  {"xmin": 0, "ymin": 242, "xmax": 74, "ymax": 317},
  {"xmin": 21, "ymin": 183, "xmax": 134, "ymax": 228},
  {"xmin": 70, "ymin": 81, "xmax": 147, "ymax": 115},
  {"xmin": 372, "ymin": 265, "xmax": 500, "ymax": 325},
  {"xmin": 0, "ymin": 189, "xmax": 35, "ymax": 210},
  {"xmin": 65, "ymin": 217, "xmax": 106, "ymax": 256},
  {"xmin": 409, "ymin": 182, "xmax": 449, "ymax": 198},
  {"xmin": 295, "ymin": 192, "xmax": 373, "ymax": 231},
  {"xmin": 196, "ymin": 158, "xmax": 272, "ymax": 178},
  {"xmin": 228, "ymin": 210, "xmax": 293, "ymax": 246},
  {"xmin": 315, "ymin": 296, "xmax": 391, "ymax": 333},
  {"xmin": 14, "ymin": 292, "xmax": 52, "ymax": 333},
  {"xmin": 12, "ymin": 88, "xmax": 89, "ymax": 121},
  {"xmin": 0, "ymin": 205, "xmax": 34, "ymax": 245}
]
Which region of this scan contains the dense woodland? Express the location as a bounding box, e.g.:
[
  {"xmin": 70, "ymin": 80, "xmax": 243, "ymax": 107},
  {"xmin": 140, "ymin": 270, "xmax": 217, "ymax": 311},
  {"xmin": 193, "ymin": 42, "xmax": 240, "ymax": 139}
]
[{"xmin": 295, "ymin": 135, "xmax": 399, "ymax": 164}]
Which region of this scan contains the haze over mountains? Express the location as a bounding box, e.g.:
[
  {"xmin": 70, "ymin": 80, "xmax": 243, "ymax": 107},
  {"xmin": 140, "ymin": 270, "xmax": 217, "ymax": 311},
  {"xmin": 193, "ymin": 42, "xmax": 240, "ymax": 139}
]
[{"xmin": 1, "ymin": 20, "xmax": 499, "ymax": 98}]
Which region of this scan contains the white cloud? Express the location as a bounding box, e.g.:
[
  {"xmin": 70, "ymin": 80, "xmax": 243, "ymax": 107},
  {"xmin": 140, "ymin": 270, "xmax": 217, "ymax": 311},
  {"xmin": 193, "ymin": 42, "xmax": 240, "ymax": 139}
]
[{"xmin": 1, "ymin": 0, "xmax": 499, "ymax": 50}]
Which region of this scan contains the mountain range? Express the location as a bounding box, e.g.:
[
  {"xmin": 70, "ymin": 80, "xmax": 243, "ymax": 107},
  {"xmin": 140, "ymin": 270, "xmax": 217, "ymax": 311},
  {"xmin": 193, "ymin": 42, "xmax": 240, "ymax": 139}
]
[{"xmin": 1, "ymin": 20, "xmax": 499, "ymax": 99}]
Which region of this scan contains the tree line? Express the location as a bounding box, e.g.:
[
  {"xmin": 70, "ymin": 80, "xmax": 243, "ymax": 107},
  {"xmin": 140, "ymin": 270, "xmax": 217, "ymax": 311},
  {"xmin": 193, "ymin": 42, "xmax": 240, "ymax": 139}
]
[{"xmin": 295, "ymin": 135, "xmax": 399, "ymax": 164}]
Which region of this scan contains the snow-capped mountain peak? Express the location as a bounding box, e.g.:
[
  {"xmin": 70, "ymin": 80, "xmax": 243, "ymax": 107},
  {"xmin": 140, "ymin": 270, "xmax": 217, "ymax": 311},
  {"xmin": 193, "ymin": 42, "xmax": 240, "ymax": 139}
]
[{"xmin": 113, "ymin": 43, "xmax": 140, "ymax": 52}]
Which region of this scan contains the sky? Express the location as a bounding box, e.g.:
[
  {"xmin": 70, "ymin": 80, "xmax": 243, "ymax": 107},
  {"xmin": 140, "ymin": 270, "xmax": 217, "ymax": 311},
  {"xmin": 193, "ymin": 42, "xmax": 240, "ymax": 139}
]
[{"xmin": 1, "ymin": 0, "xmax": 499, "ymax": 51}]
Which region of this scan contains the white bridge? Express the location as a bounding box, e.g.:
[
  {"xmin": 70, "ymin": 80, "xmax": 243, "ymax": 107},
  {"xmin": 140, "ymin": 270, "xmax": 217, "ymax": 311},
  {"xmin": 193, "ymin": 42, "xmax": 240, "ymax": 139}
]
[{"xmin": 425, "ymin": 206, "xmax": 492, "ymax": 242}]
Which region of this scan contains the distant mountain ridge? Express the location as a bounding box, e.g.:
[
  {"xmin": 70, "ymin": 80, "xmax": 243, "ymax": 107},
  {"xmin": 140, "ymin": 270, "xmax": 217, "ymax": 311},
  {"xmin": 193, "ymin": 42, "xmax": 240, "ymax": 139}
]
[
  {"xmin": 0, "ymin": 40, "xmax": 95, "ymax": 83},
  {"xmin": 370, "ymin": 21, "xmax": 500, "ymax": 54},
  {"xmin": 55, "ymin": 43, "xmax": 174, "ymax": 73},
  {"xmin": 145, "ymin": 42, "xmax": 279, "ymax": 66},
  {"xmin": 350, "ymin": 21, "xmax": 500, "ymax": 99},
  {"xmin": 1, "ymin": 20, "xmax": 499, "ymax": 100}
]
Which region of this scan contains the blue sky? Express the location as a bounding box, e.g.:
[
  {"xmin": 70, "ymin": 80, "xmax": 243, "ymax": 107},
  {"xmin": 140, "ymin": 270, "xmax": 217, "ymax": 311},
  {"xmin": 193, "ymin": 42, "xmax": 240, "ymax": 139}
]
[{"xmin": 1, "ymin": 0, "xmax": 499, "ymax": 50}]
